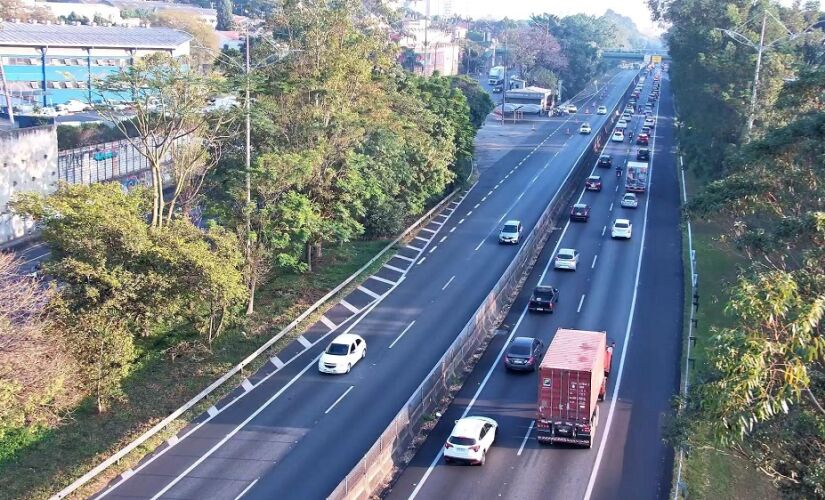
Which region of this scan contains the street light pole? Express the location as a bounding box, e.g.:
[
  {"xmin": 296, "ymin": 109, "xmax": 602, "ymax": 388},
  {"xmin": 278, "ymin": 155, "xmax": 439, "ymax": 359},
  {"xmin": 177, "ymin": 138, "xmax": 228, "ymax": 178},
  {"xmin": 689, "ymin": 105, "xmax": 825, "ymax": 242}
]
[
  {"xmin": 244, "ymin": 26, "xmax": 254, "ymax": 314},
  {"xmin": 747, "ymin": 11, "xmax": 767, "ymax": 133}
]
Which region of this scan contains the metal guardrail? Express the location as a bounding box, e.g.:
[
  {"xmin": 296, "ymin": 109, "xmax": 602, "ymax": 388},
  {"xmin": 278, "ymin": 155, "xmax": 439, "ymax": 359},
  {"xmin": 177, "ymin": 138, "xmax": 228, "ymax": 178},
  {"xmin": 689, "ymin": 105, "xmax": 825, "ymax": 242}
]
[
  {"xmin": 673, "ymin": 152, "xmax": 698, "ymax": 500},
  {"xmin": 329, "ymin": 71, "xmax": 642, "ymax": 500},
  {"xmin": 51, "ymin": 178, "xmax": 468, "ymax": 499}
]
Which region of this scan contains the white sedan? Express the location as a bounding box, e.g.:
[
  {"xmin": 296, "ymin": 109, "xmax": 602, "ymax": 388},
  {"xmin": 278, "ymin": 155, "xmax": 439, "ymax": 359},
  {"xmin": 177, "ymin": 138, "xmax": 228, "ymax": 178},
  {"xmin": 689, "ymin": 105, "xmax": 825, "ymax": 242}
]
[
  {"xmin": 620, "ymin": 193, "xmax": 639, "ymax": 208},
  {"xmin": 611, "ymin": 219, "xmax": 633, "ymax": 239},
  {"xmin": 554, "ymin": 248, "xmax": 579, "ymax": 270},
  {"xmin": 318, "ymin": 333, "xmax": 367, "ymax": 374},
  {"xmin": 579, "ymin": 122, "xmax": 592, "ymax": 134},
  {"xmin": 567, "ymin": 104, "xmax": 578, "ymax": 114},
  {"xmin": 444, "ymin": 416, "xmax": 498, "ymax": 465},
  {"xmin": 616, "ymin": 119, "xmax": 628, "ymax": 128},
  {"xmin": 611, "ymin": 130, "xmax": 625, "ymax": 142},
  {"xmin": 597, "ymin": 105, "xmax": 607, "ymax": 115}
]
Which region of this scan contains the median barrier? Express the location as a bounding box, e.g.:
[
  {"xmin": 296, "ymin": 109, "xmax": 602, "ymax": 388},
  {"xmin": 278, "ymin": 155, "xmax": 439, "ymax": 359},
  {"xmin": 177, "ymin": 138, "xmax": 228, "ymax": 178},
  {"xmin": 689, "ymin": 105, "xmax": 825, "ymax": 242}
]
[{"xmin": 329, "ymin": 69, "xmax": 642, "ymax": 500}]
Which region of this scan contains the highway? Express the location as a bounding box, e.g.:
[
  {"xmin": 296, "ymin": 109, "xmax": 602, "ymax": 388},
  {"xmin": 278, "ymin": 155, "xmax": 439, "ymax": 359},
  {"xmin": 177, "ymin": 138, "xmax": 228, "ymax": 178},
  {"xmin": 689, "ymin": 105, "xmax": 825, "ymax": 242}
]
[
  {"xmin": 386, "ymin": 68, "xmax": 682, "ymax": 500},
  {"xmin": 91, "ymin": 69, "xmax": 642, "ymax": 499}
]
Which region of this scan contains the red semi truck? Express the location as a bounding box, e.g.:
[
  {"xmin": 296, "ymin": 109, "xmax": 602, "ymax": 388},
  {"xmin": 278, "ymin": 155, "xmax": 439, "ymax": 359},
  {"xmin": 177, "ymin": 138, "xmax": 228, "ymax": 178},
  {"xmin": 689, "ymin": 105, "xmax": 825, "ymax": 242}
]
[{"xmin": 536, "ymin": 328, "xmax": 614, "ymax": 448}]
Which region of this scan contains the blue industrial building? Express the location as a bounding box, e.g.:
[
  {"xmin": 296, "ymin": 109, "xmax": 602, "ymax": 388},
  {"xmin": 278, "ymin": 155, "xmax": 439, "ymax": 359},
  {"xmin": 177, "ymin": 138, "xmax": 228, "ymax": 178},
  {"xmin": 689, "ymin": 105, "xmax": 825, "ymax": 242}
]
[{"xmin": 0, "ymin": 21, "xmax": 191, "ymax": 108}]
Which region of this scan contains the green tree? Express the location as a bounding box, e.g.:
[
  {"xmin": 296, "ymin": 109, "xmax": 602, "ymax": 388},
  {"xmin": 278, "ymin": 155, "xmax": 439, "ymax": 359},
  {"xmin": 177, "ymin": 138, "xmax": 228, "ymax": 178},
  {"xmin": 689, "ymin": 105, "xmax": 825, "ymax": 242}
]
[
  {"xmin": 450, "ymin": 75, "xmax": 494, "ymax": 129},
  {"xmin": 216, "ymin": 0, "xmax": 234, "ymax": 31}
]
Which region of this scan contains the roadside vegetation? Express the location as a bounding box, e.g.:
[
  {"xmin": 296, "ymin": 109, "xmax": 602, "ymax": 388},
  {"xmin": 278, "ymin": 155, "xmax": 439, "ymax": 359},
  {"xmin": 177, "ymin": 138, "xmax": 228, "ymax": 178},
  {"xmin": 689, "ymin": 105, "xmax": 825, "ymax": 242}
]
[{"xmin": 651, "ymin": 0, "xmax": 825, "ymax": 497}]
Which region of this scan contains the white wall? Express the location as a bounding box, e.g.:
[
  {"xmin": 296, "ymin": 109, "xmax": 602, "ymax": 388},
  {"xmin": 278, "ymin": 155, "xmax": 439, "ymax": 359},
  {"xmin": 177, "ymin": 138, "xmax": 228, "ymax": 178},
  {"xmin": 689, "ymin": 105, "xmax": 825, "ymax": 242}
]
[{"xmin": 0, "ymin": 126, "xmax": 58, "ymax": 244}]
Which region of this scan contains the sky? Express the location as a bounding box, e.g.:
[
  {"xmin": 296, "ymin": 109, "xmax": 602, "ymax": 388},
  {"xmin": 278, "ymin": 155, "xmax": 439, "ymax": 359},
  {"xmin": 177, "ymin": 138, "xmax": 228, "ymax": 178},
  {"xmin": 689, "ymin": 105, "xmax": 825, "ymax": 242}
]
[{"xmin": 436, "ymin": 0, "xmax": 664, "ymax": 36}]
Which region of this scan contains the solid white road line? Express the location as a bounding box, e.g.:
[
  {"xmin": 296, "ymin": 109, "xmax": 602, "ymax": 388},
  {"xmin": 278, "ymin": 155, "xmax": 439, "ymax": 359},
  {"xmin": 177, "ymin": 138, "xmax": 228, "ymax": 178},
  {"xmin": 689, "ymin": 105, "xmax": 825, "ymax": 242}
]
[
  {"xmin": 420, "ymin": 227, "xmax": 437, "ymax": 234},
  {"xmin": 389, "ymin": 321, "xmax": 416, "ymax": 349},
  {"xmin": 442, "ymin": 275, "xmax": 455, "ymax": 290},
  {"xmin": 233, "ymin": 478, "xmax": 259, "ymax": 500},
  {"xmin": 584, "ymin": 71, "xmax": 665, "ymax": 500},
  {"xmin": 577, "ymin": 294, "xmax": 586, "ymax": 313},
  {"xmin": 297, "ymin": 335, "xmax": 313, "ymax": 349},
  {"xmin": 324, "ymin": 386, "xmax": 354, "ymax": 414},
  {"xmin": 394, "ymin": 254, "xmax": 416, "ymax": 263},
  {"xmin": 369, "ymin": 275, "xmax": 396, "ymax": 286},
  {"xmin": 517, "ymin": 421, "xmax": 535, "ymax": 457},
  {"xmin": 241, "ymin": 379, "xmax": 254, "ymax": 392},
  {"xmin": 591, "ymin": 255, "xmax": 598, "ymax": 269},
  {"xmin": 406, "ymin": 244, "xmax": 424, "ymax": 251},
  {"xmin": 357, "ymin": 285, "xmax": 381, "ymax": 300},
  {"xmin": 270, "ymin": 356, "xmax": 285, "ymax": 369},
  {"xmin": 339, "ymin": 299, "xmax": 361, "ymax": 314},
  {"xmin": 207, "ymin": 406, "xmax": 219, "ymax": 417},
  {"xmin": 415, "ymin": 236, "xmax": 430, "ymax": 243},
  {"xmin": 384, "ymin": 263, "xmax": 408, "ymax": 273}
]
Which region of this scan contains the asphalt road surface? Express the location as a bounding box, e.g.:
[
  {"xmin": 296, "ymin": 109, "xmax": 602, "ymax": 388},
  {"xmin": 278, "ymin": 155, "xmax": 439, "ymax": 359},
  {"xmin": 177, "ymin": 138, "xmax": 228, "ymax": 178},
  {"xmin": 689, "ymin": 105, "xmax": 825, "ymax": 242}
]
[
  {"xmin": 92, "ymin": 69, "xmax": 642, "ymax": 500},
  {"xmin": 386, "ymin": 68, "xmax": 682, "ymax": 500}
]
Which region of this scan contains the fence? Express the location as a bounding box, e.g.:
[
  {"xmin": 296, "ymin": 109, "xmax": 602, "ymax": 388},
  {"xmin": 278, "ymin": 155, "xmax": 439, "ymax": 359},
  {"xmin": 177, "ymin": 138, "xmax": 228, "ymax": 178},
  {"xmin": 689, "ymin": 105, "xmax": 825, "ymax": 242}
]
[
  {"xmin": 57, "ymin": 139, "xmax": 170, "ymax": 188},
  {"xmin": 329, "ymin": 70, "xmax": 642, "ymax": 500}
]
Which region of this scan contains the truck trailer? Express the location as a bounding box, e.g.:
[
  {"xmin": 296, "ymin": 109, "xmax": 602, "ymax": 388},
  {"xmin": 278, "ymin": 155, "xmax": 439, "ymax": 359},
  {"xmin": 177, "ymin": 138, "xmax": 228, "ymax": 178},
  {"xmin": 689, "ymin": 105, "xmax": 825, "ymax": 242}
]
[
  {"xmin": 625, "ymin": 160, "xmax": 649, "ymax": 193},
  {"xmin": 536, "ymin": 328, "xmax": 614, "ymax": 448},
  {"xmin": 488, "ymin": 66, "xmax": 505, "ymax": 85}
]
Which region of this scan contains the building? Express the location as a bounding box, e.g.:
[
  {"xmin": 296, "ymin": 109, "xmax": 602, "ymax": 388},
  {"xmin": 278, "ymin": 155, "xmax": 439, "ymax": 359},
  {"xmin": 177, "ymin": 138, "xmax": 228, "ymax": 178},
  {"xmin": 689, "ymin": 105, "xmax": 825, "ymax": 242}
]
[
  {"xmin": 504, "ymin": 86, "xmax": 555, "ymax": 113},
  {"xmin": 397, "ymin": 18, "xmax": 464, "ymax": 76},
  {"xmin": 0, "ymin": 20, "xmax": 191, "ymax": 108}
]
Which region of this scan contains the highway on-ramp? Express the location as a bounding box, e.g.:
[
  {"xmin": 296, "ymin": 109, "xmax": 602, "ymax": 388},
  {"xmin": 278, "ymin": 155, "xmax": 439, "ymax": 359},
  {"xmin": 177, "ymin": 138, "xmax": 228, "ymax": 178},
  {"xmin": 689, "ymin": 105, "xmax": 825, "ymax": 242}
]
[
  {"xmin": 93, "ymin": 69, "xmax": 642, "ymax": 500},
  {"xmin": 386, "ymin": 68, "xmax": 681, "ymax": 500}
]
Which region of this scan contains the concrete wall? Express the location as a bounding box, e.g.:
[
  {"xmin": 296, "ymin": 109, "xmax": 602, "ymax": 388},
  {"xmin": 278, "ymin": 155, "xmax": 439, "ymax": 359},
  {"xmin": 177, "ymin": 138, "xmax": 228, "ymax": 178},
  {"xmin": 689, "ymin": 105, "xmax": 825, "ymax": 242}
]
[{"xmin": 0, "ymin": 125, "xmax": 58, "ymax": 244}]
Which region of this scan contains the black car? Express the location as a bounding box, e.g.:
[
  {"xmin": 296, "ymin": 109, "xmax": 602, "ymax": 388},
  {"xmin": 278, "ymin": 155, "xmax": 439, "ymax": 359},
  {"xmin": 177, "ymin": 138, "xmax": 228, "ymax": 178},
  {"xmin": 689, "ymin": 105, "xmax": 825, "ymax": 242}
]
[
  {"xmin": 637, "ymin": 148, "xmax": 650, "ymax": 161},
  {"xmin": 504, "ymin": 336, "xmax": 545, "ymax": 371},
  {"xmin": 570, "ymin": 203, "xmax": 590, "ymax": 222},
  {"xmin": 598, "ymin": 155, "xmax": 612, "ymax": 168},
  {"xmin": 529, "ymin": 286, "xmax": 559, "ymax": 313}
]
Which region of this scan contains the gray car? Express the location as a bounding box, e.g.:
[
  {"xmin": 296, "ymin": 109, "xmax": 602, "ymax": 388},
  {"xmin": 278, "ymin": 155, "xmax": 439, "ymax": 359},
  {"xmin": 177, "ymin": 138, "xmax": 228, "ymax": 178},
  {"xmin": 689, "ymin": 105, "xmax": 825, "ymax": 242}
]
[{"xmin": 503, "ymin": 337, "xmax": 545, "ymax": 371}]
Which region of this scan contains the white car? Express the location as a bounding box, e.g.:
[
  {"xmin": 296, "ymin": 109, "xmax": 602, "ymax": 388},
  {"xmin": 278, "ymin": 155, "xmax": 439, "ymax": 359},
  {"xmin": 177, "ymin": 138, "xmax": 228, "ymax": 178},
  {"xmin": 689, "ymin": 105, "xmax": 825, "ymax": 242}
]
[
  {"xmin": 611, "ymin": 218, "xmax": 633, "ymax": 239},
  {"xmin": 444, "ymin": 416, "xmax": 498, "ymax": 465},
  {"xmin": 616, "ymin": 119, "xmax": 628, "ymax": 128},
  {"xmin": 498, "ymin": 220, "xmax": 522, "ymax": 244},
  {"xmin": 596, "ymin": 105, "xmax": 607, "ymax": 115},
  {"xmin": 318, "ymin": 333, "xmax": 367, "ymax": 374},
  {"xmin": 620, "ymin": 193, "xmax": 639, "ymax": 208},
  {"xmin": 62, "ymin": 99, "xmax": 90, "ymax": 113},
  {"xmin": 554, "ymin": 248, "xmax": 579, "ymax": 270},
  {"xmin": 579, "ymin": 123, "xmax": 591, "ymax": 134},
  {"xmin": 611, "ymin": 130, "xmax": 625, "ymax": 142},
  {"xmin": 566, "ymin": 104, "xmax": 578, "ymax": 114},
  {"xmin": 644, "ymin": 117, "xmax": 656, "ymax": 128}
]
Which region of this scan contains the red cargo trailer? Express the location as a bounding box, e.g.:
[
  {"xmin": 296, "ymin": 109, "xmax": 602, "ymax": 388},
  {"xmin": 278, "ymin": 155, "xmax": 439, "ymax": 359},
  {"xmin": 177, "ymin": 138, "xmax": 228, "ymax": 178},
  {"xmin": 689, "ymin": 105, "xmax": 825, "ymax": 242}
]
[{"xmin": 535, "ymin": 329, "xmax": 614, "ymax": 448}]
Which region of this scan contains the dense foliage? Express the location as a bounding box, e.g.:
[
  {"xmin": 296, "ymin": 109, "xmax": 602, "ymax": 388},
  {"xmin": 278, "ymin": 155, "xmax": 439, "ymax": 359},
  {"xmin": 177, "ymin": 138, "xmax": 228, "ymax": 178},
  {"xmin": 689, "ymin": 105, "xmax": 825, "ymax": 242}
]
[{"xmin": 653, "ymin": 0, "xmax": 825, "ymax": 496}]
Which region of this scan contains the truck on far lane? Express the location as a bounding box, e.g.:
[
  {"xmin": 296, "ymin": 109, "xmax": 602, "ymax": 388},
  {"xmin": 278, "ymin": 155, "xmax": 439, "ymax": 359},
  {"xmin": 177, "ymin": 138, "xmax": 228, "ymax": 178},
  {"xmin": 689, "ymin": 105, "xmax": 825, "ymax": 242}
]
[
  {"xmin": 488, "ymin": 66, "xmax": 505, "ymax": 85},
  {"xmin": 536, "ymin": 328, "xmax": 614, "ymax": 448},
  {"xmin": 625, "ymin": 160, "xmax": 649, "ymax": 193}
]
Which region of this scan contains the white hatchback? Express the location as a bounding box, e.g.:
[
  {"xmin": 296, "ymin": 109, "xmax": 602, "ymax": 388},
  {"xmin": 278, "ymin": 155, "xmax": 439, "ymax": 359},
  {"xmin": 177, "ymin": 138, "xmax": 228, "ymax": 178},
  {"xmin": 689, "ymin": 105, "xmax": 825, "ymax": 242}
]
[
  {"xmin": 597, "ymin": 105, "xmax": 607, "ymax": 115},
  {"xmin": 579, "ymin": 123, "xmax": 592, "ymax": 134},
  {"xmin": 444, "ymin": 416, "xmax": 498, "ymax": 465},
  {"xmin": 620, "ymin": 193, "xmax": 639, "ymax": 208},
  {"xmin": 554, "ymin": 248, "xmax": 579, "ymax": 270},
  {"xmin": 318, "ymin": 333, "xmax": 367, "ymax": 374},
  {"xmin": 611, "ymin": 219, "xmax": 633, "ymax": 239},
  {"xmin": 611, "ymin": 130, "xmax": 625, "ymax": 142}
]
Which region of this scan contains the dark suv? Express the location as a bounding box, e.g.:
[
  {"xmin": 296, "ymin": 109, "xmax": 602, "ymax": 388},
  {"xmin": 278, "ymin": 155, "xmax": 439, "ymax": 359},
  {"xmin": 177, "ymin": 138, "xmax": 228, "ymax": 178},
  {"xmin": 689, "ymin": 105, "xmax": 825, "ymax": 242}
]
[
  {"xmin": 529, "ymin": 286, "xmax": 559, "ymax": 313},
  {"xmin": 598, "ymin": 155, "xmax": 612, "ymax": 168},
  {"xmin": 637, "ymin": 148, "xmax": 650, "ymax": 161},
  {"xmin": 570, "ymin": 203, "xmax": 590, "ymax": 222},
  {"xmin": 503, "ymin": 337, "xmax": 545, "ymax": 371}
]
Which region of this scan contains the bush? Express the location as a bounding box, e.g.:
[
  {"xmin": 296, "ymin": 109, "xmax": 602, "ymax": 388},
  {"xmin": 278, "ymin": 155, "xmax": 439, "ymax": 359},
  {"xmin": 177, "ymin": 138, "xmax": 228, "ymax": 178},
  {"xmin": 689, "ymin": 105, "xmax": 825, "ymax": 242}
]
[{"xmin": 363, "ymin": 197, "xmax": 406, "ymax": 238}]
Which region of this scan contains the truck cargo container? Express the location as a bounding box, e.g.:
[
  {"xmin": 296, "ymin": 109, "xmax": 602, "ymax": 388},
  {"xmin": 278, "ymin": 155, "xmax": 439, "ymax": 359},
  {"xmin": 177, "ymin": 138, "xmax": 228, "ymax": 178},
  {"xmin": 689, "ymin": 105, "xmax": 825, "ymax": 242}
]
[
  {"xmin": 625, "ymin": 160, "xmax": 649, "ymax": 193},
  {"xmin": 488, "ymin": 66, "xmax": 505, "ymax": 85},
  {"xmin": 536, "ymin": 329, "xmax": 614, "ymax": 448}
]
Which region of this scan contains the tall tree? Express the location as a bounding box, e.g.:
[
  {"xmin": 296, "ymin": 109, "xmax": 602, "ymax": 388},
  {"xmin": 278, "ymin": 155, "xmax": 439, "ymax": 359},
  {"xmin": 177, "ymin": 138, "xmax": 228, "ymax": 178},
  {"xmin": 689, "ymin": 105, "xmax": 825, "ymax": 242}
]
[{"xmin": 216, "ymin": 0, "xmax": 234, "ymax": 31}]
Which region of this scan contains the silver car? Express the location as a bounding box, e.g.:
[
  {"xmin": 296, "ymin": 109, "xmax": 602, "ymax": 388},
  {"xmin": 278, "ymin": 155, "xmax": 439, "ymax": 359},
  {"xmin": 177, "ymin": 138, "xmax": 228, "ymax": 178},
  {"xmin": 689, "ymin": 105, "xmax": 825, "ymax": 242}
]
[
  {"xmin": 498, "ymin": 220, "xmax": 523, "ymax": 244},
  {"xmin": 554, "ymin": 248, "xmax": 579, "ymax": 270}
]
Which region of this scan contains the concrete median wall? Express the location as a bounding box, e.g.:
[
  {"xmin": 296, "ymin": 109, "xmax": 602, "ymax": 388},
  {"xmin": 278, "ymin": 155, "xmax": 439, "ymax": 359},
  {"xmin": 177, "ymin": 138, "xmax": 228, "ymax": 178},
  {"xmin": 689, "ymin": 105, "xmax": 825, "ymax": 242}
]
[{"xmin": 329, "ymin": 70, "xmax": 642, "ymax": 500}]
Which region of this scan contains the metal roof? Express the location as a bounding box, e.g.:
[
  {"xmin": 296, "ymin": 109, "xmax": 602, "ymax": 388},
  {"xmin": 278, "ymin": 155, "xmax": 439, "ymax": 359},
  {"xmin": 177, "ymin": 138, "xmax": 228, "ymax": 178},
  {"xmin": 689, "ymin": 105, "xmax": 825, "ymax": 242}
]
[{"xmin": 0, "ymin": 21, "xmax": 191, "ymax": 49}]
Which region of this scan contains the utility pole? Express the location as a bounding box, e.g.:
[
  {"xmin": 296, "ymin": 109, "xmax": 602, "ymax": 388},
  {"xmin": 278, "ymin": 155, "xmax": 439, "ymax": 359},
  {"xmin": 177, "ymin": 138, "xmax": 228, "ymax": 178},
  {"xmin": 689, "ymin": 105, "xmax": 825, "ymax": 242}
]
[
  {"xmin": 0, "ymin": 61, "xmax": 14, "ymax": 126},
  {"xmin": 244, "ymin": 25, "xmax": 254, "ymax": 314},
  {"xmin": 747, "ymin": 12, "xmax": 768, "ymax": 133},
  {"xmin": 720, "ymin": 6, "xmax": 818, "ymax": 135}
]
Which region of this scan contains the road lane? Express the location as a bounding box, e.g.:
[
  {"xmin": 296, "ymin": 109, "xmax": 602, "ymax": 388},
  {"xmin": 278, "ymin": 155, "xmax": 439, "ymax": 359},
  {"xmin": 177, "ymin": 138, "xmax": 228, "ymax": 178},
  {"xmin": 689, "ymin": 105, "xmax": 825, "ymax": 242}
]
[{"xmin": 386, "ymin": 68, "xmax": 678, "ymax": 500}]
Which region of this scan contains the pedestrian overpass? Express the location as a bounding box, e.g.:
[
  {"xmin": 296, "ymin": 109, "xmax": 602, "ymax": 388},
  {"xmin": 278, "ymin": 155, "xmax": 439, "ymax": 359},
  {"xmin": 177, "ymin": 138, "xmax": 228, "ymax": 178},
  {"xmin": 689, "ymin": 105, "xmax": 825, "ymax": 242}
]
[{"xmin": 601, "ymin": 48, "xmax": 671, "ymax": 62}]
